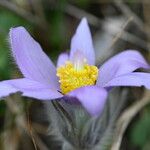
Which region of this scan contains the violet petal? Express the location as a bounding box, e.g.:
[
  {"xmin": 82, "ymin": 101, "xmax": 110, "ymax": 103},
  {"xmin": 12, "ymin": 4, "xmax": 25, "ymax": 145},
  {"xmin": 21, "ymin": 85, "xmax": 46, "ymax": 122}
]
[
  {"xmin": 104, "ymin": 72, "xmax": 150, "ymax": 89},
  {"xmin": 70, "ymin": 18, "xmax": 95, "ymax": 65},
  {"xmin": 10, "ymin": 27, "xmax": 59, "ymax": 89},
  {"xmin": 57, "ymin": 53, "xmax": 69, "ymax": 67},
  {"xmin": 0, "ymin": 78, "xmax": 62, "ymax": 100},
  {"xmin": 67, "ymin": 86, "xmax": 107, "ymax": 116},
  {"xmin": 97, "ymin": 50, "xmax": 150, "ymax": 86},
  {"xmin": 0, "ymin": 82, "xmax": 18, "ymax": 99},
  {"xmin": 22, "ymin": 89, "xmax": 63, "ymax": 100}
]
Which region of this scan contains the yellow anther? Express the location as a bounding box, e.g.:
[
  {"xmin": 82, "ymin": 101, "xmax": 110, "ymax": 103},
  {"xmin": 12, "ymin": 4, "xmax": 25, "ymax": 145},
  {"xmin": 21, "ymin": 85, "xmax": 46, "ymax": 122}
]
[{"xmin": 57, "ymin": 61, "xmax": 98, "ymax": 94}]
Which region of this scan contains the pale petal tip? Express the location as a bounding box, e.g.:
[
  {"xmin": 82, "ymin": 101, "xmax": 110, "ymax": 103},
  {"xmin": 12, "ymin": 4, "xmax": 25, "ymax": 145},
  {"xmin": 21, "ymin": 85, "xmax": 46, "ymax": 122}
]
[
  {"xmin": 9, "ymin": 26, "xmax": 27, "ymax": 43},
  {"xmin": 79, "ymin": 17, "xmax": 88, "ymax": 28},
  {"xmin": 9, "ymin": 26, "xmax": 27, "ymax": 35}
]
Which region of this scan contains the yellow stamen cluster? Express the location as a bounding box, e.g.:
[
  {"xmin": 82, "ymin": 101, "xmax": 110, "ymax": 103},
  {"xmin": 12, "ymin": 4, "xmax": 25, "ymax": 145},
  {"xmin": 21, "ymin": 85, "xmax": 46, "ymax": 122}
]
[{"xmin": 57, "ymin": 61, "xmax": 98, "ymax": 94}]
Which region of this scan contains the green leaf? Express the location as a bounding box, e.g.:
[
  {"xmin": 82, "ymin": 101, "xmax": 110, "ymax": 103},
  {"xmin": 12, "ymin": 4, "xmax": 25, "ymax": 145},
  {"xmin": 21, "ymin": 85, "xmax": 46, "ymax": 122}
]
[{"xmin": 130, "ymin": 107, "xmax": 150, "ymax": 148}]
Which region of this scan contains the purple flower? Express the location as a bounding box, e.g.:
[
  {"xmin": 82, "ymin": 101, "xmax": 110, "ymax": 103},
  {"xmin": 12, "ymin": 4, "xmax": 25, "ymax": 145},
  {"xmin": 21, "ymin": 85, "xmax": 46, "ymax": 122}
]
[{"xmin": 0, "ymin": 18, "xmax": 150, "ymax": 116}]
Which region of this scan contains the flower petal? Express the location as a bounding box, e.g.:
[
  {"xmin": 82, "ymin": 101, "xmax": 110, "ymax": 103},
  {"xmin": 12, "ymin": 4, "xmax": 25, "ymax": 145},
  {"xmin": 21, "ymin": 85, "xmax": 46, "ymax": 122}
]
[
  {"xmin": 57, "ymin": 53, "xmax": 69, "ymax": 67},
  {"xmin": 10, "ymin": 27, "xmax": 59, "ymax": 88},
  {"xmin": 104, "ymin": 72, "xmax": 150, "ymax": 89},
  {"xmin": 67, "ymin": 86, "xmax": 108, "ymax": 116},
  {"xmin": 22, "ymin": 89, "xmax": 63, "ymax": 100},
  {"xmin": 0, "ymin": 78, "xmax": 62, "ymax": 100},
  {"xmin": 97, "ymin": 50, "xmax": 150, "ymax": 86},
  {"xmin": 70, "ymin": 18, "xmax": 95, "ymax": 65},
  {"xmin": 0, "ymin": 82, "xmax": 18, "ymax": 99}
]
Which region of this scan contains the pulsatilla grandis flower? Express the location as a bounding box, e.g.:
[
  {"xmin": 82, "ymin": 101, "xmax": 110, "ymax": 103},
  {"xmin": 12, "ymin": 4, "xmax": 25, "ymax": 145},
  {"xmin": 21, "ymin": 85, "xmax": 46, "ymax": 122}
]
[{"xmin": 0, "ymin": 18, "xmax": 150, "ymax": 116}]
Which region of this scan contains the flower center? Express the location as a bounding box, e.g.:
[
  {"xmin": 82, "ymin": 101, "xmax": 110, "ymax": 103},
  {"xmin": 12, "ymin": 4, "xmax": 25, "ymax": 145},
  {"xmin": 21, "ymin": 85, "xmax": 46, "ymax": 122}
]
[{"xmin": 57, "ymin": 61, "xmax": 98, "ymax": 94}]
